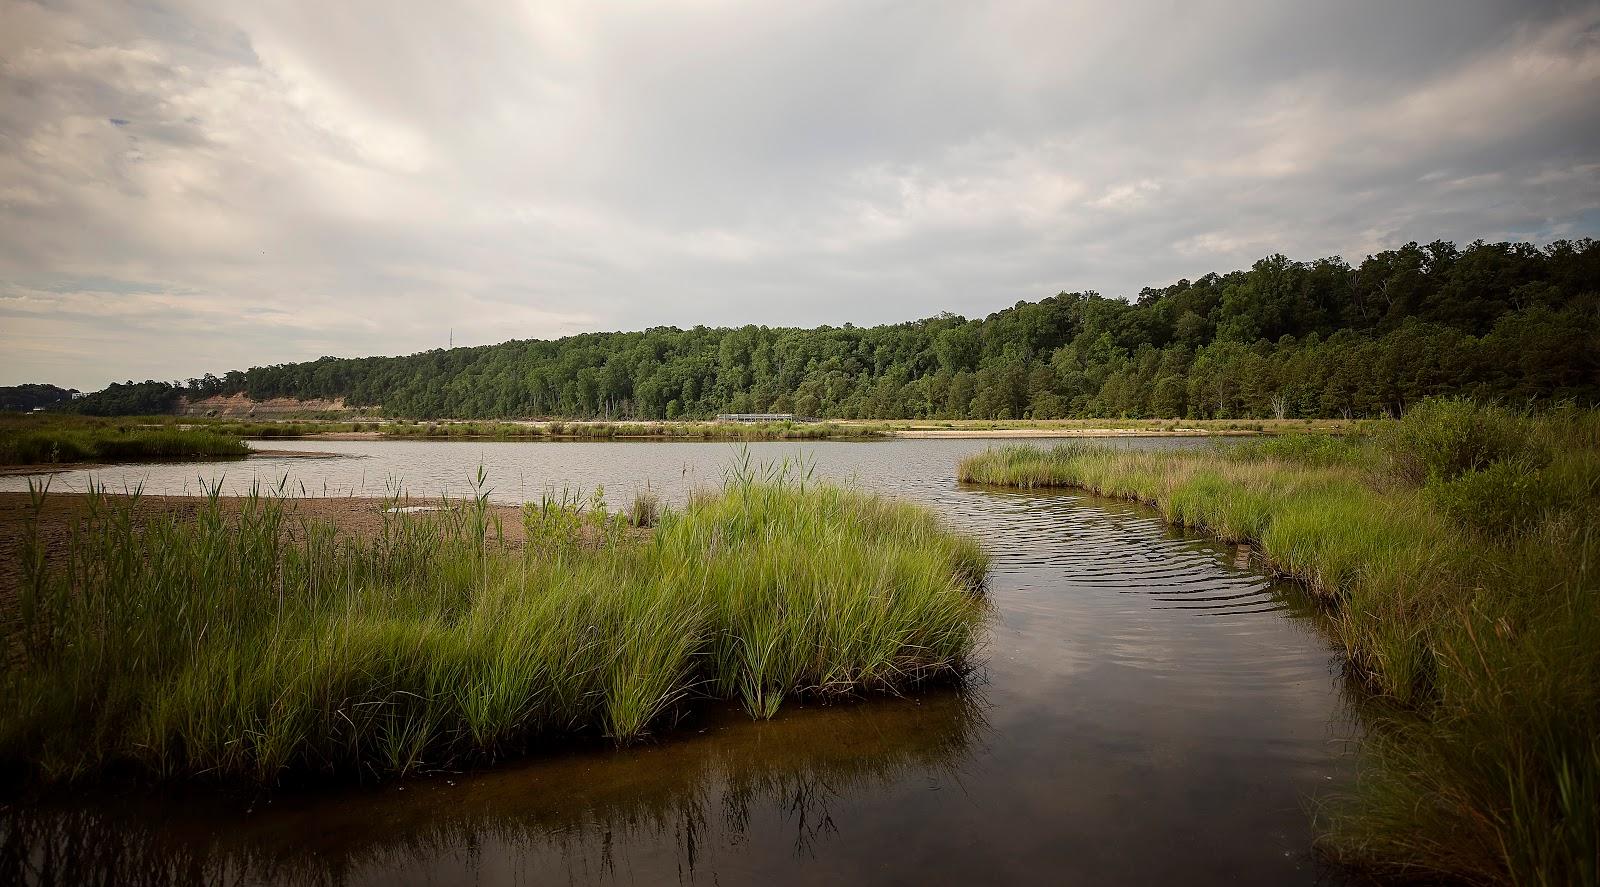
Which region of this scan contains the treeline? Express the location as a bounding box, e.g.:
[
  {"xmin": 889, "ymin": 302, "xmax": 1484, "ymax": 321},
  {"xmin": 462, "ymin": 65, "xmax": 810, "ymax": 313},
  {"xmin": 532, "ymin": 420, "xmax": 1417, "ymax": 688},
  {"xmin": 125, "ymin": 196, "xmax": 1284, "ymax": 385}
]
[
  {"xmin": 0, "ymin": 384, "xmax": 78, "ymax": 412},
  {"xmin": 78, "ymin": 239, "xmax": 1600, "ymax": 419},
  {"xmin": 68, "ymin": 381, "xmax": 181, "ymax": 416}
]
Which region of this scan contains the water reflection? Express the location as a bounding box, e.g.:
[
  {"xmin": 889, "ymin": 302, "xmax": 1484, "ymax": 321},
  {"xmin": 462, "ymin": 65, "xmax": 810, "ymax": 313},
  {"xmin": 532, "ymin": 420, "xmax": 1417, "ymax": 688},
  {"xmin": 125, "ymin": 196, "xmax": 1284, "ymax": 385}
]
[
  {"xmin": 2, "ymin": 437, "xmax": 1360, "ymax": 885},
  {"xmin": 0, "ymin": 435, "xmax": 1215, "ymax": 507},
  {"xmin": 3, "ymin": 695, "xmax": 986, "ymax": 886}
]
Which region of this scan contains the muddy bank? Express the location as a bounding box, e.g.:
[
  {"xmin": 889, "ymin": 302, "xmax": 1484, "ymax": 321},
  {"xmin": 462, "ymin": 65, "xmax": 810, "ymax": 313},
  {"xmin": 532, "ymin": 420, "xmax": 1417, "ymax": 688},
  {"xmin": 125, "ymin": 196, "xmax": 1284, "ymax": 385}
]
[
  {"xmin": 0, "ymin": 462, "xmax": 101, "ymax": 477},
  {"xmin": 0, "ymin": 448, "xmax": 342, "ymax": 477},
  {"xmin": 247, "ymin": 448, "xmax": 344, "ymax": 458}
]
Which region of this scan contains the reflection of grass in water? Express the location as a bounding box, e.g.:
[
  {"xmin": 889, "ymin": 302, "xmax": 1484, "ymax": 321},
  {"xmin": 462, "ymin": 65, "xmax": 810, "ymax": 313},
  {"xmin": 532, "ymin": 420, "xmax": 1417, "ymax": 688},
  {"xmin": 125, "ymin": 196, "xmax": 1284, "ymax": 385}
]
[
  {"xmin": 0, "ymin": 692, "xmax": 989, "ymax": 885},
  {"xmin": 2, "ymin": 457, "xmax": 987, "ymax": 786},
  {"xmin": 958, "ymin": 400, "xmax": 1600, "ymax": 886}
]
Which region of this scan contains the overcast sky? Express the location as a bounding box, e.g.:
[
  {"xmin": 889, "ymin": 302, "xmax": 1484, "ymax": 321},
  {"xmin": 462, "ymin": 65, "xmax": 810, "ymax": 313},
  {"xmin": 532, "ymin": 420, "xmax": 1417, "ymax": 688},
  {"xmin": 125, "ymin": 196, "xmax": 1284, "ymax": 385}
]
[{"xmin": 2, "ymin": 0, "xmax": 1598, "ymax": 390}]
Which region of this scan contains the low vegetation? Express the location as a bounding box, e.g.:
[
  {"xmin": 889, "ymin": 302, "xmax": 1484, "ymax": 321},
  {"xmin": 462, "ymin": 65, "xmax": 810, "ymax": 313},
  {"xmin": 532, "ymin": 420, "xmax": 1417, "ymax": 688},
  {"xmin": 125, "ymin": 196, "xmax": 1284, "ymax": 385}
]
[
  {"xmin": 0, "ymin": 462, "xmax": 987, "ymax": 786},
  {"xmin": 0, "ymin": 415, "xmax": 247, "ymax": 465},
  {"xmin": 378, "ymin": 419, "xmax": 887, "ymax": 440},
  {"xmin": 958, "ymin": 399, "xmax": 1599, "ymax": 886},
  {"xmin": 191, "ymin": 419, "xmax": 364, "ymax": 437},
  {"xmin": 873, "ymin": 417, "xmax": 1364, "ymax": 435}
]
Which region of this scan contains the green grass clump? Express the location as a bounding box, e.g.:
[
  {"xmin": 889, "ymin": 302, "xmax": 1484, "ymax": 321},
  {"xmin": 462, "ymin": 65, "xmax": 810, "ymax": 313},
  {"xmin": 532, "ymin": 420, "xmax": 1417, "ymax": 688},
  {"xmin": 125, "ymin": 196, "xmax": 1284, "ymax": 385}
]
[
  {"xmin": 1232, "ymin": 431, "xmax": 1370, "ymax": 467},
  {"xmin": 205, "ymin": 420, "xmax": 357, "ymax": 437},
  {"xmin": 0, "ymin": 423, "xmax": 248, "ymax": 464},
  {"xmin": 0, "ymin": 466, "xmax": 986, "ymax": 786},
  {"xmin": 957, "ymin": 399, "xmax": 1600, "ymax": 885},
  {"xmin": 628, "ymin": 486, "xmax": 662, "ymax": 527}
]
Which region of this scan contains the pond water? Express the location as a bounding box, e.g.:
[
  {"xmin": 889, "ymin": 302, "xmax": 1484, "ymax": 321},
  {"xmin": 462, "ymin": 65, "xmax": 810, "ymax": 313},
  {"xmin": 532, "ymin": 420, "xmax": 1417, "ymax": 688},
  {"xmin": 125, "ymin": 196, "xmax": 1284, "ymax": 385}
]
[{"xmin": 3, "ymin": 438, "xmax": 1359, "ymax": 885}]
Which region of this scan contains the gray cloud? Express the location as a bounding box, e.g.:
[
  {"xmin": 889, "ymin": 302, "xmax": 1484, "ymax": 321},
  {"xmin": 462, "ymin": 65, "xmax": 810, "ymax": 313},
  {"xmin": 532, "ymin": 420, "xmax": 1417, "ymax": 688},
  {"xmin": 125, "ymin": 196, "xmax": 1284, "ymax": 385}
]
[{"xmin": 2, "ymin": 0, "xmax": 1597, "ymax": 389}]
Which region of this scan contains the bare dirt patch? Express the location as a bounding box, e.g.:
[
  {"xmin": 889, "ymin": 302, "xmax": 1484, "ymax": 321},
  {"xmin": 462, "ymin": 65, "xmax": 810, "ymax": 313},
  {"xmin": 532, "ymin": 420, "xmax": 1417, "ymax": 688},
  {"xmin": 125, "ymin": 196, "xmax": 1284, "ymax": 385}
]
[{"xmin": 179, "ymin": 392, "xmax": 354, "ymax": 416}]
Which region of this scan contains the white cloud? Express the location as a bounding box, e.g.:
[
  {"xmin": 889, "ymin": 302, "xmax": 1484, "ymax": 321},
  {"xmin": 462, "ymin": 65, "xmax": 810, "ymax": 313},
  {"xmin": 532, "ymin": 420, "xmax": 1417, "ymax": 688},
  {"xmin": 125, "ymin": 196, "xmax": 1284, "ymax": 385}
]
[
  {"xmin": 1090, "ymin": 180, "xmax": 1162, "ymax": 211},
  {"xmin": 0, "ymin": 0, "xmax": 1597, "ymax": 389}
]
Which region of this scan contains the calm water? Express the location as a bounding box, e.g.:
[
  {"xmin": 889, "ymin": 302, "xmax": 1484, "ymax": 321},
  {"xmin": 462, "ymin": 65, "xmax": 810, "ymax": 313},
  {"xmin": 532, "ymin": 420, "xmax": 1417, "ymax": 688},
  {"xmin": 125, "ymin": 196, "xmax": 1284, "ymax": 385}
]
[{"xmin": 2, "ymin": 438, "xmax": 1359, "ymax": 885}]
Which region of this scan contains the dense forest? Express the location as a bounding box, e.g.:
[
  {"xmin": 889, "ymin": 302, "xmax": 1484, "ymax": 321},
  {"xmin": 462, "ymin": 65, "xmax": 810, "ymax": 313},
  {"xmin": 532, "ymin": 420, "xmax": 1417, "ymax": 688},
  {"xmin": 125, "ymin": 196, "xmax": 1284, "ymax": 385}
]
[{"xmin": 68, "ymin": 239, "xmax": 1600, "ymax": 420}]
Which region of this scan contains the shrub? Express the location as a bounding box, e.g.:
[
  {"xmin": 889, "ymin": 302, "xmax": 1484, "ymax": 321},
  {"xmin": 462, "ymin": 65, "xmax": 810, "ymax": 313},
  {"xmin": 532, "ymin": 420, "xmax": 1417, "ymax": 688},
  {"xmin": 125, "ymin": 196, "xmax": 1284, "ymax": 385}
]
[
  {"xmin": 1422, "ymin": 445, "xmax": 1600, "ymax": 539},
  {"xmin": 1424, "ymin": 458, "xmax": 1557, "ymax": 537},
  {"xmin": 1378, "ymin": 398, "xmax": 1543, "ymax": 484}
]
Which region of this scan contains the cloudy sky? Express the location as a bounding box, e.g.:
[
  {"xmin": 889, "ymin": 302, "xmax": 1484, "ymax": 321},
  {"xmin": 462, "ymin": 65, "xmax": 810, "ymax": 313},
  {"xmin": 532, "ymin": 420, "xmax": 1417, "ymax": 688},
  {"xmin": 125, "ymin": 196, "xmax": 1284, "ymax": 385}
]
[{"xmin": 2, "ymin": 0, "xmax": 1598, "ymax": 390}]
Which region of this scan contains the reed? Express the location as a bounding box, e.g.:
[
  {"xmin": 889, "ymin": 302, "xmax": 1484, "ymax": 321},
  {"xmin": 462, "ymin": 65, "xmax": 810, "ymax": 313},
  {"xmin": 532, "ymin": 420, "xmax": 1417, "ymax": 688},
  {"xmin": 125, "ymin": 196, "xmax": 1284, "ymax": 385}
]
[
  {"xmin": 0, "ymin": 422, "xmax": 248, "ymax": 464},
  {"xmin": 628, "ymin": 485, "xmax": 662, "ymax": 527},
  {"xmin": 198, "ymin": 420, "xmax": 358, "ymax": 437},
  {"xmin": 0, "ymin": 464, "xmax": 986, "ymax": 787},
  {"xmin": 957, "ymin": 399, "xmax": 1599, "ymax": 885}
]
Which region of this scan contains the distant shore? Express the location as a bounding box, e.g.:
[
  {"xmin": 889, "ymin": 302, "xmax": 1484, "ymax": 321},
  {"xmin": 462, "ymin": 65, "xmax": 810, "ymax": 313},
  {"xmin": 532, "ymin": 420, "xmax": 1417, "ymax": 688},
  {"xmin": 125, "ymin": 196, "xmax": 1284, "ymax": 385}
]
[
  {"xmin": 883, "ymin": 427, "xmax": 1238, "ymax": 438},
  {"xmin": 2, "ymin": 415, "xmax": 1362, "ymax": 474},
  {"xmin": 0, "ymin": 427, "xmax": 1248, "ymax": 475},
  {"xmin": 293, "ymin": 426, "xmax": 1253, "ymax": 441}
]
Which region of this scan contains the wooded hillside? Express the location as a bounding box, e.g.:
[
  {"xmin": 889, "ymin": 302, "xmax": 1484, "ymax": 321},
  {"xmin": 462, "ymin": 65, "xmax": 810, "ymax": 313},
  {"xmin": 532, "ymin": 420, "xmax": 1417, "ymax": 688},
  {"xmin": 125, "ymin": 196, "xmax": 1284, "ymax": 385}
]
[{"xmin": 70, "ymin": 239, "xmax": 1600, "ymax": 419}]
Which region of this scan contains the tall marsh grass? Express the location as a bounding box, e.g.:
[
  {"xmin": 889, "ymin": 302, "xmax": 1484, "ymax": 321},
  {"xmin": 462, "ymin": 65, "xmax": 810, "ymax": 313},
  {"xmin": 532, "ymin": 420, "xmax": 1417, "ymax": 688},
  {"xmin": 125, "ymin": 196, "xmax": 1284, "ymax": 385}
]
[
  {"xmin": 0, "ymin": 422, "xmax": 248, "ymax": 464},
  {"xmin": 0, "ymin": 465, "xmax": 986, "ymax": 787},
  {"xmin": 958, "ymin": 399, "xmax": 1600, "ymax": 886}
]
